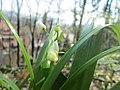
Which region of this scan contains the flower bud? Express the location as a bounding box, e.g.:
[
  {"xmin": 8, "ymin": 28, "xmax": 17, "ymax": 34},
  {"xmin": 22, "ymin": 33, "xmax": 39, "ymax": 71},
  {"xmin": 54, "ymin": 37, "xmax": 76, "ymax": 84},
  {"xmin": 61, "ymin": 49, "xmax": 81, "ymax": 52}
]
[
  {"xmin": 54, "ymin": 26, "xmax": 61, "ymax": 32},
  {"xmin": 37, "ymin": 21, "xmax": 46, "ymax": 30},
  {"xmin": 47, "ymin": 49, "xmax": 58, "ymax": 62}
]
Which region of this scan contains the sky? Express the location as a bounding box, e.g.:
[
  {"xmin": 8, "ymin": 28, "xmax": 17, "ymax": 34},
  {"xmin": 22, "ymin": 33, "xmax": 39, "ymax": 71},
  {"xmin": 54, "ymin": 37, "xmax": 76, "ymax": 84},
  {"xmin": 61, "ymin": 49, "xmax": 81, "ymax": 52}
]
[
  {"xmin": 2, "ymin": 0, "xmax": 75, "ymax": 25},
  {"xmin": 1, "ymin": 0, "xmax": 109, "ymax": 26}
]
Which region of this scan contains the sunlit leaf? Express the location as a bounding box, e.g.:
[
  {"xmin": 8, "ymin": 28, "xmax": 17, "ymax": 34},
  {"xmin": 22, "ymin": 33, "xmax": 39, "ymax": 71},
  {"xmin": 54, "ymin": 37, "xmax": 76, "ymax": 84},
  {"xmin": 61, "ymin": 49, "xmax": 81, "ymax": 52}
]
[
  {"xmin": 0, "ymin": 72, "xmax": 20, "ymax": 90},
  {"xmin": 0, "ymin": 11, "xmax": 34, "ymax": 81},
  {"xmin": 41, "ymin": 25, "xmax": 106, "ymax": 90},
  {"xmin": 110, "ymin": 81, "xmax": 120, "ymax": 90},
  {"xmin": 60, "ymin": 46, "xmax": 120, "ymax": 90}
]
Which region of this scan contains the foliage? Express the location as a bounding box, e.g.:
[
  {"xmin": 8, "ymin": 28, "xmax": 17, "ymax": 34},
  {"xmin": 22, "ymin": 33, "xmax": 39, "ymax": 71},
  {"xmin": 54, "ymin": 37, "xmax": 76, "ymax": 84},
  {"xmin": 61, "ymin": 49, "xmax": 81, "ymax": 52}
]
[{"xmin": 0, "ymin": 11, "xmax": 120, "ymax": 90}]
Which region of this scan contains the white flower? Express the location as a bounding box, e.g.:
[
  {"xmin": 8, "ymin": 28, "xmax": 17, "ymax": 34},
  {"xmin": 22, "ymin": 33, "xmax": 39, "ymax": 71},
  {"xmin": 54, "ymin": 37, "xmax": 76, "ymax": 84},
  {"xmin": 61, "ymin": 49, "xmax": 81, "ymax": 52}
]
[
  {"xmin": 37, "ymin": 21, "xmax": 46, "ymax": 30},
  {"xmin": 47, "ymin": 50, "xmax": 58, "ymax": 62}
]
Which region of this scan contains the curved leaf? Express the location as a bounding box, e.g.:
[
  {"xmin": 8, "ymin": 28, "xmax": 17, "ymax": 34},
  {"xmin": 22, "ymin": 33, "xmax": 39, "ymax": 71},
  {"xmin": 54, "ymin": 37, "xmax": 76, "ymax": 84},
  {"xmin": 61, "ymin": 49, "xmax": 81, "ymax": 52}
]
[
  {"xmin": 41, "ymin": 25, "xmax": 106, "ymax": 90},
  {"xmin": 0, "ymin": 11, "xmax": 34, "ymax": 80},
  {"xmin": 68, "ymin": 23, "xmax": 103, "ymax": 90},
  {"xmin": 0, "ymin": 72, "xmax": 20, "ymax": 90},
  {"xmin": 110, "ymin": 81, "xmax": 120, "ymax": 90},
  {"xmin": 35, "ymin": 38, "xmax": 50, "ymax": 68},
  {"xmin": 0, "ymin": 79, "xmax": 10, "ymax": 90},
  {"xmin": 108, "ymin": 25, "xmax": 120, "ymax": 45},
  {"xmin": 60, "ymin": 46, "xmax": 120, "ymax": 90},
  {"xmin": 61, "ymin": 24, "xmax": 120, "ymax": 90}
]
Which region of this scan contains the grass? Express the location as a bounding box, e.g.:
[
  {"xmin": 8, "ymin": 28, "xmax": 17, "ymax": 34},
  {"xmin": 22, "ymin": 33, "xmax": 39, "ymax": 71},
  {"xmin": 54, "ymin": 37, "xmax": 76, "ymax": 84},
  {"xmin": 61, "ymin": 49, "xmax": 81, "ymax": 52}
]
[{"xmin": 0, "ymin": 10, "xmax": 120, "ymax": 90}]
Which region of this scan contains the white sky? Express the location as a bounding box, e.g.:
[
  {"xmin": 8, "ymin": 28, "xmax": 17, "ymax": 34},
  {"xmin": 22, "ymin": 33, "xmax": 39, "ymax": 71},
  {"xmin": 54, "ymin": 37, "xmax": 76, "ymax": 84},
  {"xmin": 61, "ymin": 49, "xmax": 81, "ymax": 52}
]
[
  {"xmin": 2, "ymin": 0, "xmax": 115, "ymax": 25},
  {"xmin": 2, "ymin": 0, "xmax": 75, "ymax": 25}
]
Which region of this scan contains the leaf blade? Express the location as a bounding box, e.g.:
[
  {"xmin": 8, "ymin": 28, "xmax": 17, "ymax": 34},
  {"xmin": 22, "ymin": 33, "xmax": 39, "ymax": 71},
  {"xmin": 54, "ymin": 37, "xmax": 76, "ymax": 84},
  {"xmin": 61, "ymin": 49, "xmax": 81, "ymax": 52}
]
[
  {"xmin": 41, "ymin": 25, "xmax": 106, "ymax": 90},
  {"xmin": 0, "ymin": 11, "xmax": 34, "ymax": 80},
  {"xmin": 110, "ymin": 81, "xmax": 120, "ymax": 90},
  {"xmin": 60, "ymin": 46, "xmax": 120, "ymax": 90},
  {"xmin": 0, "ymin": 72, "xmax": 20, "ymax": 90}
]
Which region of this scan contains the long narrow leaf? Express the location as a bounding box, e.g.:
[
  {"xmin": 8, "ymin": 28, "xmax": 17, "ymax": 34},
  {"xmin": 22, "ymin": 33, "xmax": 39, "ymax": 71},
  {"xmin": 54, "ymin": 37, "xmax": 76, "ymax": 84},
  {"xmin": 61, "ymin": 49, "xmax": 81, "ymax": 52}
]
[
  {"xmin": 35, "ymin": 38, "xmax": 50, "ymax": 68},
  {"xmin": 30, "ymin": 38, "xmax": 50, "ymax": 90},
  {"xmin": 0, "ymin": 11, "xmax": 34, "ymax": 80},
  {"xmin": 41, "ymin": 25, "xmax": 106, "ymax": 90},
  {"xmin": 51, "ymin": 72, "xmax": 67, "ymax": 90},
  {"xmin": 62, "ymin": 24, "xmax": 120, "ymax": 90},
  {"xmin": 60, "ymin": 46, "xmax": 120, "ymax": 90},
  {"xmin": 110, "ymin": 81, "xmax": 120, "ymax": 90},
  {"xmin": 0, "ymin": 72, "xmax": 20, "ymax": 90},
  {"xmin": 68, "ymin": 23, "xmax": 103, "ymax": 90},
  {"xmin": 0, "ymin": 79, "xmax": 10, "ymax": 90}
]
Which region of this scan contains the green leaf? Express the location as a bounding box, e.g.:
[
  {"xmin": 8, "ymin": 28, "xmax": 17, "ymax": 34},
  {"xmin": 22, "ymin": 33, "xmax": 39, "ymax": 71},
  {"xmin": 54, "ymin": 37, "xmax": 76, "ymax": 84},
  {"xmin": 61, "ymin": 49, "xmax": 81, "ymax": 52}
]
[
  {"xmin": 0, "ymin": 72, "xmax": 20, "ymax": 90},
  {"xmin": 41, "ymin": 24, "xmax": 120, "ymax": 90},
  {"xmin": 108, "ymin": 25, "xmax": 120, "ymax": 45},
  {"xmin": 35, "ymin": 38, "xmax": 50, "ymax": 68},
  {"xmin": 60, "ymin": 46, "xmax": 120, "ymax": 90},
  {"xmin": 51, "ymin": 72, "xmax": 67, "ymax": 90},
  {"xmin": 29, "ymin": 38, "xmax": 50, "ymax": 90},
  {"xmin": 110, "ymin": 81, "xmax": 120, "ymax": 90},
  {"xmin": 68, "ymin": 23, "xmax": 103, "ymax": 90},
  {"xmin": 61, "ymin": 24, "xmax": 120, "ymax": 90},
  {"xmin": 0, "ymin": 11, "xmax": 34, "ymax": 80},
  {"xmin": 32, "ymin": 23, "xmax": 61, "ymax": 89},
  {"xmin": 34, "ymin": 68, "xmax": 49, "ymax": 89},
  {"xmin": 33, "ymin": 23, "xmax": 61, "ymax": 89},
  {"xmin": 0, "ymin": 79, "xmax": 10, "ymax": 90},
  {"xmin": 58, "ymin": 31, "xmax": 63, "ymax": 41},
  {"xmin": 41, "ymin": 25, "xmax": 105, "ymax": 90}
]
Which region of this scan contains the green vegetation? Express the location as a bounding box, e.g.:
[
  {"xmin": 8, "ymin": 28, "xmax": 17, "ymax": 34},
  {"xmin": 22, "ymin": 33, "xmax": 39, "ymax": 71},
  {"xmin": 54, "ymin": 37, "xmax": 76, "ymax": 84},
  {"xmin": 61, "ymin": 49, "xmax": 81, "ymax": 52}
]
[{"xmin": 0, "ymin": 10, "xmax": 120, "ymax": 90}]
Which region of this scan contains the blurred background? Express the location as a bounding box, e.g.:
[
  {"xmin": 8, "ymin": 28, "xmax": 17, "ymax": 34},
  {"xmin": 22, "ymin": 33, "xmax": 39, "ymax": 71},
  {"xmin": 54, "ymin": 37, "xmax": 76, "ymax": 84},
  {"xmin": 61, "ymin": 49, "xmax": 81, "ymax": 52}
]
[
  {"xmin": 0, "ymin": 0, "xmax": 120, "ymax": 89},
  {"xmin": 1, "ymin": 0, "xmax": 120, "ymax": 67}
]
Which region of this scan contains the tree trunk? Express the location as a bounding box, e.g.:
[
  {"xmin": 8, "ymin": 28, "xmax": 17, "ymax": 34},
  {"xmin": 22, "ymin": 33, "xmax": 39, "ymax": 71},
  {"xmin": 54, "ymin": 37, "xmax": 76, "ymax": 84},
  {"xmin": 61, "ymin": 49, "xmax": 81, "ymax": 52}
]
[
  {"xmin": 17, "ymin": 11, "xmax": 20, "ymax": 66},
  {"xmin": 31, "ymin": 32, "xmax": 34, "ymax": 65},
  {"xmin": 31, "ymin": 15, "xmax": 37, "ymax": 65},
  {"xmin": 16, "ymin": 0, "xmax": 23, "ymax": 66},
  {"xmin": 73, "ymin": 0, "xmax": 77, "ymax": 43},
  {"xmin": 9, "ymin": 33, "xmax": 11, "ymax": 65},
  {"xmin": 76, "ymin": 0, "xmax": 87, "ymax": 41},
  {"xmin": 104, "ymin": 0, "xmax": 113, "ymax": 24}
]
